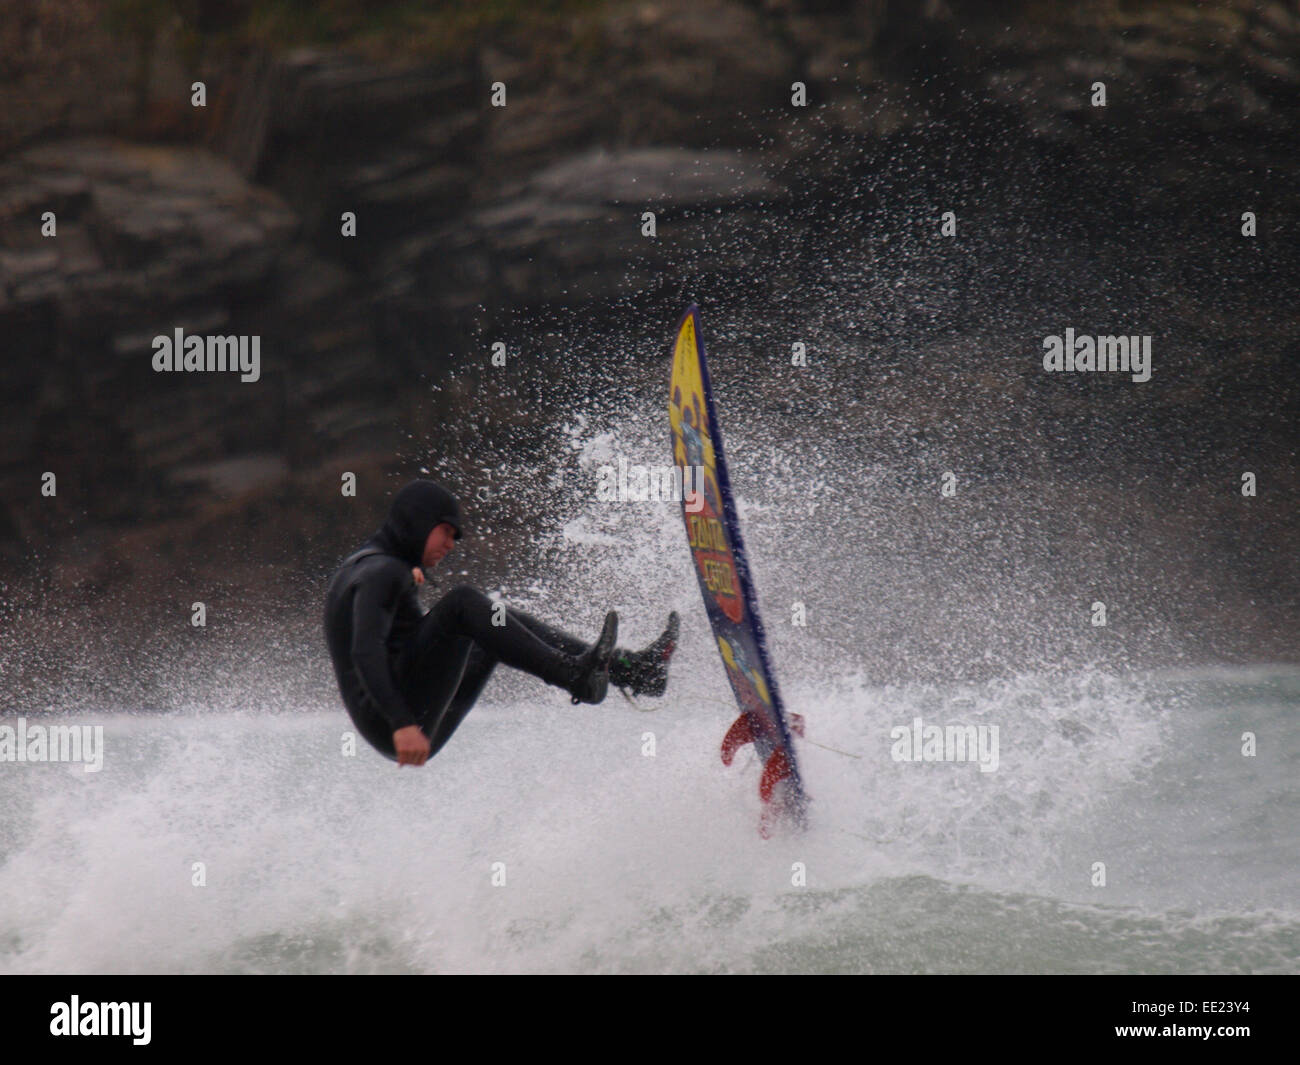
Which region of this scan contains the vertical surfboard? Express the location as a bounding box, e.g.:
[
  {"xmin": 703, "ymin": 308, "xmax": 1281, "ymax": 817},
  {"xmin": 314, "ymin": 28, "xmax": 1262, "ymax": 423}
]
[{"xmin": 668, "ymin": 304, "xmax": 809, "ymax": 835}]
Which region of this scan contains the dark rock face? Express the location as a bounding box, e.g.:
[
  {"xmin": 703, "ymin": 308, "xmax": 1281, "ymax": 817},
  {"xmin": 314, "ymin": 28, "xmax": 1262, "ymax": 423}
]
[
  {"xmin": 0, "ymin": 0, "xmax": 1297, "ymax": 688},
  {"xmin": 0, "ymin": 138, "xmax": 399, "ymax": 552}
]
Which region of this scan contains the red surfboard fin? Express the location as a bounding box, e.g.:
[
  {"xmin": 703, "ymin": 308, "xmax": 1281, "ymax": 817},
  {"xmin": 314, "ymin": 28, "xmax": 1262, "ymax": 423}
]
[
  {"xmin": 759, "ymin": 748, "xmax": 792, "ymax": 803},
  {"xmin": 758, "ymin": 750, "xmax": 793, "ymax": 840},
  {"xmin": 758, "ymin": 749, "xmax": 811, "ymax": 837},
  {"xmin": 720, "ymin": 713, "xmax": 755, "ymax": 766}
]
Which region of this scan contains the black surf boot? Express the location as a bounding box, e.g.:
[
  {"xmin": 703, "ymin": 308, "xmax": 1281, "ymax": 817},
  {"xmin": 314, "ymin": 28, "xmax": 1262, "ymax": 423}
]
[
  {"xmin": 568, "ymin": 611, "xmax": 619, "ymax": 705},
  {"xmin": 611, "ymin": 611, "xmax": 679, "ymax": 698}
]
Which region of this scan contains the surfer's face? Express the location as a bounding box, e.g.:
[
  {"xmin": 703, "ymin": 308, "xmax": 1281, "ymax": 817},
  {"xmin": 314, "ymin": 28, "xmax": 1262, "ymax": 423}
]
[{"xmin": 421, "ymin": 523, "xmax": 457, "ymax": 568}]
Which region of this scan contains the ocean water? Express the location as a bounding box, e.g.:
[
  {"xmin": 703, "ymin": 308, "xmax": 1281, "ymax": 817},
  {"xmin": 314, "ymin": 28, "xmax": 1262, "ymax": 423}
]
[
  {"xmin": 2, "ymin": 397, "xmax": 1297, "ymax": 975},
  {"xmin": 1, "ymin": 663, "xmax": 1296, "ymax": 974}
]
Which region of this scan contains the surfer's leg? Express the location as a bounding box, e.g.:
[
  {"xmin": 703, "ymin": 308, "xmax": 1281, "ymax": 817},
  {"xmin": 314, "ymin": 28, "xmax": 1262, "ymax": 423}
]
[
  {"xmin": 608, "ymin": 611, "xmax": 678, "ymax": 696},
  {"xmin": 510, "ymin": 607, "xmax": 675, "ymax": 694},
  {"xmin": 415, "ymin": 585, "xmax": 602, "ymax": 694},
  {"xmin": 424, "ymin": 642, "xmax": 497, "ymax": 757},
  {"xmin": 421, "ymin": 604, "xmax": 625, "ymax": 754},
  {"xmin": 507, "ymin": 608, "xmax": 588, "ymax": 656},
  {"xmin": 396, "ymin": 618, "xmax": 476, "ymax": 739}
]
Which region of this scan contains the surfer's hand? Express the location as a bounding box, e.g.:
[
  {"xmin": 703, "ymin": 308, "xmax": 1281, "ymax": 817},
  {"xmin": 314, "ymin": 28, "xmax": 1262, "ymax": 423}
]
[
  {"xmin": 394, "ymin": 725, "xmax": 430, "ymax": 766},
  {"xmin": 411, "ymin": 567, "xmax": 425, "ymax": 585}
]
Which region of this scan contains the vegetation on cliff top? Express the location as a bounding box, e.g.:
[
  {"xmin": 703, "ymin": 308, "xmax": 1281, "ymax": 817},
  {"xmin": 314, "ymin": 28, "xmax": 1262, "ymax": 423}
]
[{"xmin": 106, "ymin": 0, "xmax": 610, "ymax": 54}]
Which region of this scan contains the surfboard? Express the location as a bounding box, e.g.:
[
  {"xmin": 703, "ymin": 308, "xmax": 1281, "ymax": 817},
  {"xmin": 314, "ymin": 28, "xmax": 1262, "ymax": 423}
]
[{"xmin": 668, "ymin": 304, "xmax": 809, "ymax": 835}]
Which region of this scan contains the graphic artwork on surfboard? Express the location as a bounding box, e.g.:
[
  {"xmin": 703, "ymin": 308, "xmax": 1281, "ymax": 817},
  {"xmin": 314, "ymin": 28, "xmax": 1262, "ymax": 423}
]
[{"xmin": 668, "ymin": 304, "xmax": 809, "ymax": 836}]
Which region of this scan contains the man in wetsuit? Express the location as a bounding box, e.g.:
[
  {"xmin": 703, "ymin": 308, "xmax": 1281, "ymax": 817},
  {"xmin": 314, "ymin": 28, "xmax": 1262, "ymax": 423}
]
[{"xmin": 324, "ymin": 479, "xmax": 678, "ymax": 767}]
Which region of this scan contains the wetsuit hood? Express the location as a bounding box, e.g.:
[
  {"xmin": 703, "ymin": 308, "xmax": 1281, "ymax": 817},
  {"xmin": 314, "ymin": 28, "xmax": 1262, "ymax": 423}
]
[{"xmin": 371, "ymin": 480, "xmax": 463, "ymax": 566}]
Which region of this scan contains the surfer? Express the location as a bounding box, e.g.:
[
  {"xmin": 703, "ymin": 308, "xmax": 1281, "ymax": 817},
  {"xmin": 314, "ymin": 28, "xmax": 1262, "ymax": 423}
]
[{"xmin": 324, "ymin": 479, "xmax": 679, "ymax": 767}]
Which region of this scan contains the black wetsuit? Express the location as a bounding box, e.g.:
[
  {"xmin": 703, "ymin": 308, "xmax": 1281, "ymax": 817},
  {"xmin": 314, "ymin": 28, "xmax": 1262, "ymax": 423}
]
[{"xmin": 323, "ymin": 481, "xmax": 592, "ymax": 761}]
